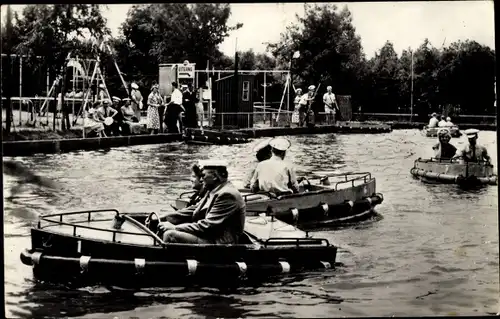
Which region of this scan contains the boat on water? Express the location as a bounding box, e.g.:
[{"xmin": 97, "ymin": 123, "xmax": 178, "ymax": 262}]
[
  {"xmin": 410, "ymin": 157, "xmax": 497, "ymax": 187},
  {"xmin": 20, "ymin": 208, "xmax": 337, "ymax": 288},
  {"xmin": 423, "ymin": 126, "xmax": 461, "ymax": 138},
  {"xmin": 175, "ymin": 172, "xmax": 384, "ymax": 229},
  {"xmin": 183, "ymin": 128, "xmax": 250, "ymax": 145}
]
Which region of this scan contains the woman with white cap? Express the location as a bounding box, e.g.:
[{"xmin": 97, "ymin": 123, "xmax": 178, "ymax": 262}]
[
  {"xmin": 454, "ymin": 129, "xmax": 491, "ymax": 164},
  {"xmin": 298, "ymin": 85, "xmax": 316, "ymax": 127},
  {"xmin": 130, "ymin": 82, "xmax": 143, "ymax": 122},
  {"xmin": 146, "ymin": 83, "xmax": 162, "ymax": 134},
  {"xmin": 432, "ymin": 128, "xmax": 457, "ymax": 160},
  {"xmin": 243, "ymin": 138, "xmax": 273, "ymax": 188},
  {"xmin": 250, "ymin": 137, "xmax": 300, "ymax": 195}
]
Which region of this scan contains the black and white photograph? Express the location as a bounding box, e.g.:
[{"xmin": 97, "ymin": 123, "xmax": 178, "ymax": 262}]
[{"xmin": 2, "ymin": 1, "xmax": 497, "ymax": 317}]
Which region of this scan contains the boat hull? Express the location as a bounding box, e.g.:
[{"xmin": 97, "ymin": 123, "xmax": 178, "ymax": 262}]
[
  {"xmin": 410, "ymin": 158, "xmax": 497, "ymax": 186},
  {"xmin": 183, "ymin": 128, "xmax": 250, "ymax": 145},
  {"xmin": 20, "ymin": 210, "xmax": 337, "ymax": 288},
  {"xmin": 176, "ymin": 174, "xmax": 383, "ymax": 229},
  {"xmin": 423, "ymin": 126, "xmax": 461, "ymax": 138}
]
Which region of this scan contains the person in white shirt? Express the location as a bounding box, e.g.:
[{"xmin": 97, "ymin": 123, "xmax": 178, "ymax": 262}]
[
  {"xmin": 428, "ymin": 113, "xmax": 439, "ymax": 127},
  {"xmin": 437, "ymin": 115, "xmax": 447, "ymax": 127},
  {"xmin": 323, "ymin": 86, "xmax": 338, "ymax": 124},
  {"xmin": 443, "ymin": 116, "xmax": 454, "ymax": 127},
  {"xmin": 298, "ymin": 85, "xmax": 316, "ymax": 127},
  {"xmin": 250, "ymin": 137, "xmax": 300, "ymax": 195},
  {"xmin": 164, "ymin": 82, "xmax": 185, "ymax": 133}
]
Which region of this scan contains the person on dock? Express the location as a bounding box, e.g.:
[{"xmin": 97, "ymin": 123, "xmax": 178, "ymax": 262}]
[
  {"xmin": 96, "ymin": 99, "xmax": 120, "ymax": 136},
  {"xmin": 250, "ymin": 137, "xmax": 300, "ymax": 195},
  {"xmin": 292, "ymin": 88, "xmax": 302, "ymax": 127},
  {"xmin": 299, "ymin": 85, "xmax": 316, "ymax": 127},
  {"xmin": 428, "ymin": 113, "xmax": 439, "ymax": 128},
  {"xmin": 130, "ymin": 83, "xmax": 143, "ymax": 122},
  {"xmin": 323, "ymin": 86, "xmax": 338, "ymax": 124},
  {"xmin": 147, "ymin": 84, "xmax": 162, "ymax": 135},
  {"xmin": 443, "ymin": 116, "xmax": 455, "ymax": 127},
  {"xmin": 158, "ymin": 160, "xmax": 246, "ymax": 244},
  {"xmin": 120, "ymin": 98, "xmax": 143, "ymax": 135},
  {"xmin": 454, "ymin": 129, "xmax": 491, "ymax": 164},
  {"xmin": 243, "ymin": 138, "xmax": 273, "ymax": 188},
  {"xmin": 195, "ymin": 87, "xmax": 205, "ymax": 129},
  {"xmin": 432, "ymin": 128, "xmax": 457, "ymax": 160},
  {"xmin": 182, "ymin": 83, "xmax": 197, "ymax": 128},
  {"xmin": 164, "ymin": 82, "xmax": 185, "ymax": 134},
  {"xmin": 84, "ymin": 103, "xmax": 106, "ymax": 137}
]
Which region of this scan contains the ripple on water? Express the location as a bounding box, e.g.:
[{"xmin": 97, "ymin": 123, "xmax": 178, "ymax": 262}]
[{"xmin": 3, "ymin": 129, "xmax": 498, "ymax": 318}]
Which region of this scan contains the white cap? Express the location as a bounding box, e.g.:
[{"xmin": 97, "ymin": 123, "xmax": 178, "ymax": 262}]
[
  {"xmin": 112, "ymin": 96, "xmax": 121, "ymax": 102},
  {"xmin": 198, "ymin": 160, "xmax": 228, "ymax": 169},
  {"xmin": 253, "ymin": 138, "xmax": 272, "ymax": 152},
  {"xmin": 103, "ymin": 99, "xmax": 111, "ymax": 104},
  {"xmin": 99, "ymin": 83, "xmax": 105, "ymax": 89},
  {"xmin": 269, "ymin": 137, "xmax": 291, "ymax": 151},
  {"xmin": 308, "ymin": 85, "xmax": 316, "ymax": 91},
  {"xmin": 327, "ymin": 86, "xmax": 332, "ymax": 90},
  {"xmin": 131, "ymin": 83, "xmax": 139, "ymax": 89},
  {"xmin": 295, "ymin": 88, "xmax": 302, "ymax": 93},
  {"xmin": 446, "ymin": 117, "xmax": 451, "ymax": 121},
  {"xmin": 464, "ymin": 128, "xmax": 479, "ymax": 137}
]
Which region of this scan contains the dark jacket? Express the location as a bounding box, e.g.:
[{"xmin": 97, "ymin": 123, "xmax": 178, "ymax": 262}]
[{"xmin": 165, "ymin": 181, "xmax": 246, "ymax": 244}]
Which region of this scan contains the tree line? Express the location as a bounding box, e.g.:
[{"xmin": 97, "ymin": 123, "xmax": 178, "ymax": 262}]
[{"xmin": 2, "ymin": 3, "xmax": 496, "ymax": 127}]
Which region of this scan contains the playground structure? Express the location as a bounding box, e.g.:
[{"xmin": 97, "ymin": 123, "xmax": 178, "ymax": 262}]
[{"xmin": 1, "ymin": 40, "xmax": 129, "ymax": 134}]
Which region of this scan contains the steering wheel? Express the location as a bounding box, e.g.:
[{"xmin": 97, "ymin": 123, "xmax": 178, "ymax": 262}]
[
  {"xmin": 298, "ymin": 177, "xmax": 312, "ymax": 192},
  {"xmin": 145, "ymin": 212, "xmax": 161, "ymax": 235}
]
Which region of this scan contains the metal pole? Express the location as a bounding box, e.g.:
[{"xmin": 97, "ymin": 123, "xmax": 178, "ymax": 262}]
[
  {"xmin": 263, "ymin": 71, "xmax": 267, "ymax": 109},
  {"xmin": 19, "ymin": 56, "xmax": 22, "ymax": 125},
  {"xmin": 287, "ymin": 70, "xmax": 290, "ymax": 124},
  {"xmin": 410, "ymin": 50, "xmax": 414, "ymax": 122}
]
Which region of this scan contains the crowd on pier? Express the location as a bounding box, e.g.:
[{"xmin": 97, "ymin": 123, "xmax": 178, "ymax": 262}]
[{"xmin": 83, "ymin": 81, "xmax": 205, "ymax": 137}]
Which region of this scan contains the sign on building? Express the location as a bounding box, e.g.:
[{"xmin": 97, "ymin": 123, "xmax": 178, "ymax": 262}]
[{"xmin": 178, "ymin": 64, "xmax": 195, "ymax": 79}]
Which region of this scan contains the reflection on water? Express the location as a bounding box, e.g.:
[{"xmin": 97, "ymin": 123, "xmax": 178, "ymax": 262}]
[{"xmin": 3, "ymin": 129, "xmax": 498, "ymax": 317}]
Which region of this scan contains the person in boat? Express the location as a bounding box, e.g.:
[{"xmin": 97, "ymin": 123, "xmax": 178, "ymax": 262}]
[
  {"xmin": 250, "ymin": 137, "xmax": 300, "ymax": 195},
  {"xmin": 187, "ymin": 163, "xmax": 207, "ymax": 207},
  {"xmin": 443, "ymin": 116, "xmax": 455, "ymax": 127},
  {"xmin": 438, "ymin": 115, "xmax": 447, "ymax": 127},
  {"xmin": 243, "ymin": 138, "xmax": 273, "ymax": 188},
  {"xmin": 454, "ymin": 129, "xmax": 491, "ymax": 164},
  {"xmin": 432, "ymin": 128, "xmax": 457, "ymax": 160},
  {"xmin": 428, "ymin": 113, "xmax": 439, "ymax": 128},
  {"xmin": 158, "ymin": 160, "xmax": 246, "ymax": 244}
]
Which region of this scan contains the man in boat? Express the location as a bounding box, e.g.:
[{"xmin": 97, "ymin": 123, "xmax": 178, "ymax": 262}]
[
  {"xmin": 158, "ymin": 160, "xmax": 246, "ymax": 244},
  {"xmin": 454, "ymin": 129, "xmax": 491, "ymax": 164},
  {"xmin": 243, "ymin": 138, "xmax": 273, "ymax": 188},
  {"xmin": 428, "ymin": 113, "xmax": 439, "ymax": 128},
  {"xmin": 187, "ymin": 163, "xmax": 207, "ymax": 207},
  {"xmin": 250, "ymin": 137, "xmax": 300, "ymax": 195},
  {"xmin": 432, "ymin": 128, "xmax": 457, "ymax": 160}
]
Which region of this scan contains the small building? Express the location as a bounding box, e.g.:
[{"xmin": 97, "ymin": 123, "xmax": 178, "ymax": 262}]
[{"xmin": 213, "ymin": 74, "xmax": 255, "ymax": 129}]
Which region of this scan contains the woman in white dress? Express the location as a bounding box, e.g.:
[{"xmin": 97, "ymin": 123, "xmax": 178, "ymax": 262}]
[{"xmin": 147, "ymin": 84, "xmax": 162, "ymax": 134}]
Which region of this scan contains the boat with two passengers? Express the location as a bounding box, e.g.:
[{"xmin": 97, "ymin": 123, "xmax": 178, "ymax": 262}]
[
  {"xmin": 20, "ymin": 208, "xmax": 337, "ymax": 288},
  {"xmin": 423, "ymin": 125, "xmax": 461, "ymax": 138},
  {"xmin": 175, "ymin": 172, "xmax": 384, "ymax": 229},
  {"xmin": 410, "ymin": 157, "xmax": 497, "ymax": 187}
]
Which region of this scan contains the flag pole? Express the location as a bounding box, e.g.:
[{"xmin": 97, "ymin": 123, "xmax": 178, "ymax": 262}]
[{"xmin": 410, "ymin": 49, "xmax": 414, "ymax": 122}]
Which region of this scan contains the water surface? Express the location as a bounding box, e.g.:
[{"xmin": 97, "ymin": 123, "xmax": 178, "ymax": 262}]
[{"xmin": 4, "ymin": 129, "xmax": 498, "ymax": 317}]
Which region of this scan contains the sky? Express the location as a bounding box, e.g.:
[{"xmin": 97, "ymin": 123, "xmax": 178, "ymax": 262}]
[{"xmin": 3, "ymin": 2, "xmax": 495, "ymax": 59}]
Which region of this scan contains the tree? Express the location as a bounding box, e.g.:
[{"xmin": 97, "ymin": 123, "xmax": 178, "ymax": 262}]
[
  {"xmin": 117, "ymin": 3, "xmax": 242, "ymax": 90},
  {"xmin": 268, "ymin": 4, "xmax": 365, "ymax": 96},
  {"xmin": 14, "ymin": 4, "xmax": 110, "ymax": 130}
]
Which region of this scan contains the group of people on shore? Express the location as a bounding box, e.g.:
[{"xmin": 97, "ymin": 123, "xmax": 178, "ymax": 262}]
[
  {"xmin": 156, "ymin": 136, "xmax": 300, "ymax": 245},
  {"xmin": 292, "ymin": 85, "xmax": 341, "ymax": 127},
  {"xmin": 84, "ymin": 81, "xmax": 204, "ymax": 137}
]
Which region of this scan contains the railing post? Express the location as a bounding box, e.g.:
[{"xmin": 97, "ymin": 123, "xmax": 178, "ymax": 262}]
[{"xmin": 221, "ymin": 113, "xmax": 224, "ymax": 130}]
